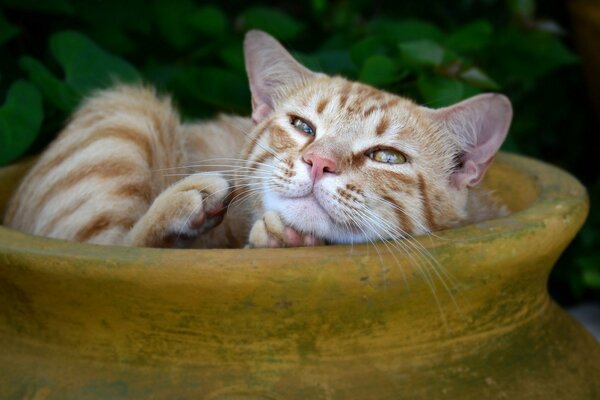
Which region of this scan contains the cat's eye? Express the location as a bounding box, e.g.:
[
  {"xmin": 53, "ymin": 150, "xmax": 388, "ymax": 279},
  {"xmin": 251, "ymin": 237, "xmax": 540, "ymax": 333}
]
[
  {"xmin": 290, "ymin": 116, "xmax": 315, "ymax": 136},
  {"xmin": 367, "ymin": 148, "xmax": 407, "ymax": 164}
]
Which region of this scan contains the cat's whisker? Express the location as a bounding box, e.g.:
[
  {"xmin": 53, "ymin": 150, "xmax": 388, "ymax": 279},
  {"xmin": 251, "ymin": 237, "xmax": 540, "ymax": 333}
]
[
  {"xmin": 154, "ymin": 157, "xmax": 250, "ymax": 171},
  {"xmin": 229, "ymin": 120, "xmax": 285, "ymax": 164},
  {"xmin": 350, "ymin": 207, "xmax": 419, "ymax": 291},
  {"xmin": 227, "ymin": 180, "xmax": 277, "ymax": 207},
  {"xmin": 163, "ymin": 172, "xmax": 273, "ymax": 178},
  {"xmin": 171, "ymin": 165, "xmax": 275, "ymax": 174},
  {"xmin": 184, "ymin": 159, "xmax": 278, "ymax": 171},
  {"xmin": 356, "ymin": 207, "xmax": 462, "ymax": 321},
  {"xmin": 341, "ymin": 208, "xmax": 390, "ymax": 288},
  {"xmin": 373, "ymin": 196, "xmax": 463, "ymax": 300},
  {"xmin": 356, "ymin": 209, "xmax": 448, "ymax": 324},
  {"xmin": 227, "ymin": 187, "xmax": 271, "ymax": 213},
  {"xmin": 377, "ymin": 196, "xmax": 449, "ymax": 242}
]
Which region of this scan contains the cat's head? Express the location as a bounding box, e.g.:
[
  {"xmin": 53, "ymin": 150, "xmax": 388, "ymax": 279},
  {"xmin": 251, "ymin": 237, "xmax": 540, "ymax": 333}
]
[{"xmin": 241, "ymin": 30, "xmax": 512, "ymax": 244}]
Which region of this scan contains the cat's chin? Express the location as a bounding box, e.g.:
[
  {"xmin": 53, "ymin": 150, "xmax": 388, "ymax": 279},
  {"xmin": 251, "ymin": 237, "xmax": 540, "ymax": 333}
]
[{"xmin": 262, "ymin": 192, "xmax": 342, "ymax": 241}]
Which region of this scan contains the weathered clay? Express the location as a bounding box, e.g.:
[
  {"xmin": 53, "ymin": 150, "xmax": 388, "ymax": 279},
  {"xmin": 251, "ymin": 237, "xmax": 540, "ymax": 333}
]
[{"xmin": 0, "ymin": 153, "xmax": 597, "ymax": 399}]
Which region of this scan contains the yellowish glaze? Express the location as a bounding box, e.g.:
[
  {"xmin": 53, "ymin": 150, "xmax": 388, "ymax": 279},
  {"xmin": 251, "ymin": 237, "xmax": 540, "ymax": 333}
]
[{"xmin": 0, "ymin": 153, "xmax": 597, "ymax": 399}]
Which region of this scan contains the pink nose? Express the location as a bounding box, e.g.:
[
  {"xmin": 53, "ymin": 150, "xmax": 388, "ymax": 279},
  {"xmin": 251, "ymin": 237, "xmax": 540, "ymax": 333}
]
[{"xmin": 303, "ymin": 152, "xmax": 337, "ymax": 182}]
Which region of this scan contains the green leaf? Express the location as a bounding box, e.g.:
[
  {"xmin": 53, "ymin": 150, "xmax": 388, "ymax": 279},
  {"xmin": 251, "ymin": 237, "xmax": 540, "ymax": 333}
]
[
  {"xmin": 142, "ymin": 61, "xmax": 180, "ymax": 89},
  {"xmin": 577, "ymin": 254, "xmax": 600, "ymax": 289},
  {"xmin": 350, "ymin": 36, "xmax": 387, "ymax": 67},
  {"xmin": 0, "ymin": 10, "xmax": 21, "ymax": 46},
  {"xmin": 312, "ymin": 0, "xmax": 327, "ymax": 14},
  {"xmin": 219, "ymin": 42, "xmax": 245, "ymax": 73},
  {"xmin": 88, "ymin": 27, "xmax": 137, "ymax": 56},
  {"xmin": 188, "ymin": 6, "xmax": 227, "ymax": 38},
  {"xmin": 153, "ymin": 0, "xmax": 198, "ymax": 49},
  {"xmin": 445, "ymin": 21, "xmax": 492, "ymax": 53},
  {"xmin": 417, "ymin": 74, "xmax": 480, "ymax": 107},
  {"xmin": 153, "ymin": 1, "xmax": 226, "ymax": 49},
  {"xmin": 295, "ymin": 50, "xmax": 356, "ymax": 77},
  {"xmin": 489, "ymin": 29, "xmax": 579, "ymax": 84},
  {"xmin": 369, "ymin": 19, "xmax": 443, "ymax": 43},
  {"xmin": 241, "ymin": 7, "xmax": 304, "ymax": 41},
  {"xmin": 398, "ymin": 40, "xmax": 445, "ymax": 67},
  {"xmin": 72, "ymin": 0, "xmax": 150, "ymax": 34},
  {"xmin": 49, "ymin": 31, "xmax": 140, "ymax": 94},
  {"xmin": 0, "ymin": 80, "xmax": 43, "ymax": 165},
  {"xmin": 508, "ymin": 0, "xmax": 535, "ymax": 18},
  {"xmin": 582, "ymin": 269, "xmax": 600, "ymax": 289},
  {"xmin": 359, "ymin": 55, "xmax": 398, "ymax": 86},
  {"xmin": 19, "ymin": 56, "xmax": 79, "ymax": 112},
  {"xmin": 175, "ymin": 67, "xmax": 249, "ymax": 113},
  {"xmin": 459, "ymin": 67, "xmax": 500, "ymax": 90}
]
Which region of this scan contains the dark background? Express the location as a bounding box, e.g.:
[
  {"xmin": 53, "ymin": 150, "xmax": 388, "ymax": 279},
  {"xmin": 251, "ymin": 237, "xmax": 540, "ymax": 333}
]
[{"xmin": 0, "ymin": 0, "xmax": 598, "ymax": 305}]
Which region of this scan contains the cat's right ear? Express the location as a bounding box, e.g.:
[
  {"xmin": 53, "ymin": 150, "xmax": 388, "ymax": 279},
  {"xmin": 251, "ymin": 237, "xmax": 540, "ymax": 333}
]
[
  {"xmin": 429, "ymin": 93, "xmax": 512, "ymax": 189},
  {"xmin": 244, "ymin": 30, "xmax": 315, "ymax": 124}
]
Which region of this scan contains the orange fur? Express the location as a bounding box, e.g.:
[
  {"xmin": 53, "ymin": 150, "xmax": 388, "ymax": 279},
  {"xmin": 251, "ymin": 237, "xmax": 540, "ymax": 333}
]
[{"xmin": 3, "ymin": 31, "xmax": 511, "ymax": 249}]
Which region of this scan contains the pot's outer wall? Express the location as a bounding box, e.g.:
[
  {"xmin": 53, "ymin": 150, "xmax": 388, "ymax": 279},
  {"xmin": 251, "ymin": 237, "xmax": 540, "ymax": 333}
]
[{"xmin": 0, "ymin": 153, "xmax": 597, "ymax": 399}]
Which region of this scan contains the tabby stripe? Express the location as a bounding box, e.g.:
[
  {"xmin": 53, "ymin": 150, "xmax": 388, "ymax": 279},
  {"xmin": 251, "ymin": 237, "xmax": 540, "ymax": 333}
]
[
  {"xmin": 38, "ymin": 198, "xmax": 88, "ymax": 236},
  {"xmin": 251, "ymin": 150, "xmax": 272, "ymax": 169},
  {"xmin": 375, "ymin": 117, "xmax": 389, "ymax": 135},
  {"xmin": 362, "ymin": 105, "xmax": 377, "ymax": 118},
  {"xmin": 33, "ymin": 160, "xmax": 144, "ymax": 218},
  {"xmin": 417, "ymin": 174, "xmax": 438, "ymax": 230},
  {"xmin": 269, "ymin": 124, "xmax": 295, "ymax": 152},
  {"xmin": 316, "ymin": 97, "xmax": 329, "ymax": 114},
  {"xmin": 338, "ymin": 82, "xmax": 353, "ymax": 109},
  {"xmin": 378, "ymin": 170, "xmax": 416, "ymax": 186},
  {"xmin": 241, "ymin": 125, "xmax": 267, "ymax": 160},
  {"xmin": 383, "ymin": 195, "xmax": 413, "ymax": 234},
  {"xmin": 380, "ymin": 98, "xmax": 400, "ymax": 110},
  {"xmin": 112, "ymin": 181, "xmax": 153, "ymax": 203},
  {"xmin": 74, "ymin": 213, "xmax": 136, "ymax": 242},
  {"xmin": 349, "ymin": 152, "xmax": 366, "ymax": 168},
  {"xmin": 34, "ymin": 127, "xmax": 153, "ymax": 180}
]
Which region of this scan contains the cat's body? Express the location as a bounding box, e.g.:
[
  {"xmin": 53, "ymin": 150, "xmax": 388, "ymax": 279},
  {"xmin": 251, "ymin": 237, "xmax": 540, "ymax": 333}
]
[{"xmin": 3, "ymin": 31, "xmax": 512, "ymax": 249}]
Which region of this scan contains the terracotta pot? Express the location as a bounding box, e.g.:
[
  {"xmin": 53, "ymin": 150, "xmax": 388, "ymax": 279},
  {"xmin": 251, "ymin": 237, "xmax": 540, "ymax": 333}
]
[{"xmin": 0, "ymin": 153, "xmax": 597, "ymax": 399}]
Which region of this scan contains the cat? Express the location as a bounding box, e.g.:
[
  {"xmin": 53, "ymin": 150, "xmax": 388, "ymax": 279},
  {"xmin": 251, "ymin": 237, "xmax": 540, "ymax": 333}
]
[{"xmin": 2, "ymin": 30, "xmax": 512, "ymax": 249}]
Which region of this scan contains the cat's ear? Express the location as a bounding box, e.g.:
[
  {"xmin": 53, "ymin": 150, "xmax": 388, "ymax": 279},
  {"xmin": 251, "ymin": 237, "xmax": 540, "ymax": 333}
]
[
  {"xmin": 430, "ymin": 93, "xmax": 512, "ymax": 189},
  {"xmin": 244, "ymin": 30, "xmax": 315, "ymax": 124}
]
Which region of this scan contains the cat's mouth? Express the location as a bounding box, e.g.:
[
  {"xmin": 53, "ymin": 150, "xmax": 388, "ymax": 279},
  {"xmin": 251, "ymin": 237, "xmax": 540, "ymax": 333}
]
[
  {"xmin": 264, "ymin": 191, "xmax": 342, "ymax": 239},
  {"xmin": 289, "ymin": 194, "xmax": 335, "ymax": 223}
]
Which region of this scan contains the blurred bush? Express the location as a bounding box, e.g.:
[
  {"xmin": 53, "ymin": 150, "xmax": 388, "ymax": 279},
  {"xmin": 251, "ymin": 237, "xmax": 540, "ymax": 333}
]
[{"xmin": 0, "ymin": 0, "xmax": 597, "ymax": 303}]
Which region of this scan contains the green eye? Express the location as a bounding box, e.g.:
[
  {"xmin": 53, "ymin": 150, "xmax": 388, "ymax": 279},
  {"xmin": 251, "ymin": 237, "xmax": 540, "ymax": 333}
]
[
  {"xmin": 291, "ymin": 116, "xmax": 315, "ymax": 136},
  {"xmin": 368, "ymin": 149, "xmax": 407, "ymax": 164}
]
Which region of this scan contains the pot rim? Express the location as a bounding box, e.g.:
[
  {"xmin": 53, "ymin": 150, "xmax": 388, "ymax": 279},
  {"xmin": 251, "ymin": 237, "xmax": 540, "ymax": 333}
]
[{"xmin": 0, "ymin": 152, "xmax": 589, "ymax": 277}]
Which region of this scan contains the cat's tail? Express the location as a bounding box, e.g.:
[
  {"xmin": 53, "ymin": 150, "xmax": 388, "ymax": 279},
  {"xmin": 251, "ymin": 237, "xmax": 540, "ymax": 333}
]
[{"xmin": 4, "ymin": 85, "xmax": 184, "ymax": 245}]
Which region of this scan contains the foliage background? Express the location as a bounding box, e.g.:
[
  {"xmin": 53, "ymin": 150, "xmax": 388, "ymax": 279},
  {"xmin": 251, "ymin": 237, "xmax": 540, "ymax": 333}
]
[{"xmin": 0, "ymin": 0, "xmax": 597, "ymax": 305}]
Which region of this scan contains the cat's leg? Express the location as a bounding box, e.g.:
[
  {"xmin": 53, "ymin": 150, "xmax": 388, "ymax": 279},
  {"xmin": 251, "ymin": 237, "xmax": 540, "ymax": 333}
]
[
  {"xmin": 247, "ymin": 211, "xmax": 324, "ymax": 248},
  {"xmin": 125, "ymin": 174, "xmax": 230, "ymax": 248}
]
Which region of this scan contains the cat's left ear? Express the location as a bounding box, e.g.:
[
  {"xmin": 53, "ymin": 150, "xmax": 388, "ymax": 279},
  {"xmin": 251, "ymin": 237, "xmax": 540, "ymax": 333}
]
[
  {"xmin": 430, "ymin": 93, "xmax": 512, "ymax": 189},
  {"xmin": 244, "ymin": 30, "xmax": 316, "ymax": 124}
]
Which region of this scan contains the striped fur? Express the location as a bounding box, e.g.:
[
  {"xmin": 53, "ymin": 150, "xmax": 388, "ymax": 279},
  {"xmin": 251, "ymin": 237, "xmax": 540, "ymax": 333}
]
[{"xmin": 3, "ymin": 31, "xmax": 510, "ymax": 248}]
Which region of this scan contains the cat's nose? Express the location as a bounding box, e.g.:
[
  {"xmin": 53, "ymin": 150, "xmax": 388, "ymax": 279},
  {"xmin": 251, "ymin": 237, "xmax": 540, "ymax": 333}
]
[{"xmin": 303, "ymin": 152, "xmax": 337, "ymax": 182}]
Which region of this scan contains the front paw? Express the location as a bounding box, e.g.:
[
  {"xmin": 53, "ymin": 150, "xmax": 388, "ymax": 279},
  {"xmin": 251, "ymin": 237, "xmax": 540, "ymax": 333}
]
[
  {"xmin": 247, "ymin": 211, "xmax": 323, "ymax": 248},
  {"xmin": 128, "ymin": 173, "xmax": 230, "ymax": 247},
  {"xmin": 162, "ymin": 174, "xmax": 229, "ymax": 239}
]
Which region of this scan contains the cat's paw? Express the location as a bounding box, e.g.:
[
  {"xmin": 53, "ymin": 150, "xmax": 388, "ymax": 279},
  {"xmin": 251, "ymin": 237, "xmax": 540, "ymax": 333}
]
[
  {"xmin": 128, "ymin": 174, "xmax": 229, "ymax": 247},
  {"xmin": 247, "ymin": 211, "xmax": 323, "ymax": 248},
  {"xmin": 161, "ymin": 174, "xmax": 230, "ymax": 238}
]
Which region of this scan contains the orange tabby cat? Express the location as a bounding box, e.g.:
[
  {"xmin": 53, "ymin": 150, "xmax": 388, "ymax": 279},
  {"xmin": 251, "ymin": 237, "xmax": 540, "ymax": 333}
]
[{"xmin": 3, "ymin": 30, "xmax": 512, "ymax": 249}]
